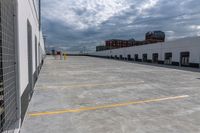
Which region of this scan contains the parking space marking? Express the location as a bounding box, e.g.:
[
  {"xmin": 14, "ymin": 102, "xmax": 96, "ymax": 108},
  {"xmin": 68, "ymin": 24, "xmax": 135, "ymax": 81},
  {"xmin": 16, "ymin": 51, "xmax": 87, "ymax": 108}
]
[
  {"xmin": 38, "ymin": 81, "xmax": 145, "ymax": 90},
  {"xmin": 29, "ymin": 95, "xmax": 189, "ymax": 117}
]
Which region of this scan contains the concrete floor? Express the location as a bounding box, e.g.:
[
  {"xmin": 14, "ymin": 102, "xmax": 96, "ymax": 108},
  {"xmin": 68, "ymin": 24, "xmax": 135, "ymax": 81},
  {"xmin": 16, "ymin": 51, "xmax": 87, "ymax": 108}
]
[{"xmin": 21, "ymin": 56, "xmax": 200, "ymax": 133}]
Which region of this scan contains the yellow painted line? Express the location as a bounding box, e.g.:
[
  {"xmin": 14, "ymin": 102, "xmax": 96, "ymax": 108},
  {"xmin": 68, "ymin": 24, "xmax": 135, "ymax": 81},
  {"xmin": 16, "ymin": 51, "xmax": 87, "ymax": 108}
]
[
  {"xmin": 28, "ymin": 95, "xmax": 189, "ymax": 117},
  {"xmin": 38, "ymin": 81, "xmax": 145, "ymax": 90}
]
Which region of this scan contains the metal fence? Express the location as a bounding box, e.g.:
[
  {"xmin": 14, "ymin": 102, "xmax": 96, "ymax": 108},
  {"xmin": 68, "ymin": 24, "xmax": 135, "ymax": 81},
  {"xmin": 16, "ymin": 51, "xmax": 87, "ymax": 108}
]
[{"xmin": 0, "ymin": 0, "xmax": 18, "ymax": 132}]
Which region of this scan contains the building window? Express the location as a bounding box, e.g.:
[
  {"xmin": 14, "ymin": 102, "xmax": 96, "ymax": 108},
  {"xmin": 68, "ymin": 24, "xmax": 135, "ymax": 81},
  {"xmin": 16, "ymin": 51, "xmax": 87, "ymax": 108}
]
[
  {"xmin": 120, "ymin": 55, "xmax": 123, "ymax": 59},
  {"xmin": 127, "ymin": 55, "xmax": 131, "ymax": 60},
  {"xmin": 143, "ymin": 54, "xmax": 148, "ymax": 62},
  {"xmin": 165, "ymin": 53, "xmax": 172, "ymax": 65},
  {"xmin": 135, "ymin": 54, "xmax": 138, "ymax": 61},
  {"xmin": 152, "ymin": 53, "xmax": 159, "ymax": 63},
  {"xmin": 180, "ymin": 52, "xmax": 190, "ymax": 66}
]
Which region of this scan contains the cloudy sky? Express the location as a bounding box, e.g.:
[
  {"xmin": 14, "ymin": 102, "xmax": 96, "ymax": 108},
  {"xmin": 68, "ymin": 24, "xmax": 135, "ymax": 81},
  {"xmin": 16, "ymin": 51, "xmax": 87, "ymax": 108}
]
[{"xmin": 41, "ymin": 0, "xmax": 200, "ymax": 52}]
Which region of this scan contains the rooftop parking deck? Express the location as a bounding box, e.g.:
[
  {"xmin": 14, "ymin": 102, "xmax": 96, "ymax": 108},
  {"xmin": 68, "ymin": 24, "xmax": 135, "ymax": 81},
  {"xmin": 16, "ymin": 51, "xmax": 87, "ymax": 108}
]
[{"xmin": 21, "ymin": 56, "xmax": 200, "ymax": 133}]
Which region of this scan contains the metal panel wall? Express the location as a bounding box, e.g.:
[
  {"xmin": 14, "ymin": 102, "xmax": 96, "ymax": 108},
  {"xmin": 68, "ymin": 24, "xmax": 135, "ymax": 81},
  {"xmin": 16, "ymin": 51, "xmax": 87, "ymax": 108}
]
[{"xmin": 0, "ymin": 0, "xmax": 18, "ymax": 132}]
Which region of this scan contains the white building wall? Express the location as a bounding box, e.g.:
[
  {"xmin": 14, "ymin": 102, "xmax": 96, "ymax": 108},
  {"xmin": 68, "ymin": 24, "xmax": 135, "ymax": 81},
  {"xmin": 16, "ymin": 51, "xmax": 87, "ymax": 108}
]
[
  {"xmin": 17, "ymin": 0, "xmax": 45, "ymax": 96},
  {"xmin": 90, "ymin": 37, "xmax": 200, "ymax": 66},
  {"xmin": 0, "ymin": 0, "xmax": 45, "ymax": 132}
]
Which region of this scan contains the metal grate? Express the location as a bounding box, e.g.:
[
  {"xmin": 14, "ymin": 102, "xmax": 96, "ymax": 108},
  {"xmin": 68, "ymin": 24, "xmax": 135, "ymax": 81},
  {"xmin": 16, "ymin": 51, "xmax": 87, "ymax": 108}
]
[{"xmin": 0, "ymin": 0, "xmax": 18, "ymax": 132}]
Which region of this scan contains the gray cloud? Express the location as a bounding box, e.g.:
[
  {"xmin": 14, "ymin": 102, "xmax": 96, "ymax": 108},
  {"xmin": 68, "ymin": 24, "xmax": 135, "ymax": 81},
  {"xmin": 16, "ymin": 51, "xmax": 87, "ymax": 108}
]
[{"xmin": 42, "ymin": 0, "xmax": 200, "ymax": 52}]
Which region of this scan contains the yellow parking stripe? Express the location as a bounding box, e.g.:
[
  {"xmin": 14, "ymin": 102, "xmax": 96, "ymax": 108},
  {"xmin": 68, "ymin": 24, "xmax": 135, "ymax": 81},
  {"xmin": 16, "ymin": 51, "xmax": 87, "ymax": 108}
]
[
  {"xmin": 38, "ymin": 81, "xmax": 145, "ymax": 90},
  {"xmin": 29, "ymin": 95, "xmax": 189, "ymax": 117}
]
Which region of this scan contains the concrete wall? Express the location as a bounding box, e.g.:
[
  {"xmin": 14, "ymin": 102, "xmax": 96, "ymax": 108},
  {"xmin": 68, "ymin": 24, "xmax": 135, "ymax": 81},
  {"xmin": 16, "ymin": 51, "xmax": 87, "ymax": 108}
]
[
  {"xmin": 0, "ymin": 0, "xmax": 45, "ymax": 132},
  {"xmin": 16, "ymin": 0, "xmax": 45, "ymax": 127},
  {"xmin": 18, "ymin": 0, "xmax": 45, "ymax": 96},
  {"xmin": 89, "ymin": 37, "xmax": 200, "ymax": 67}
]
